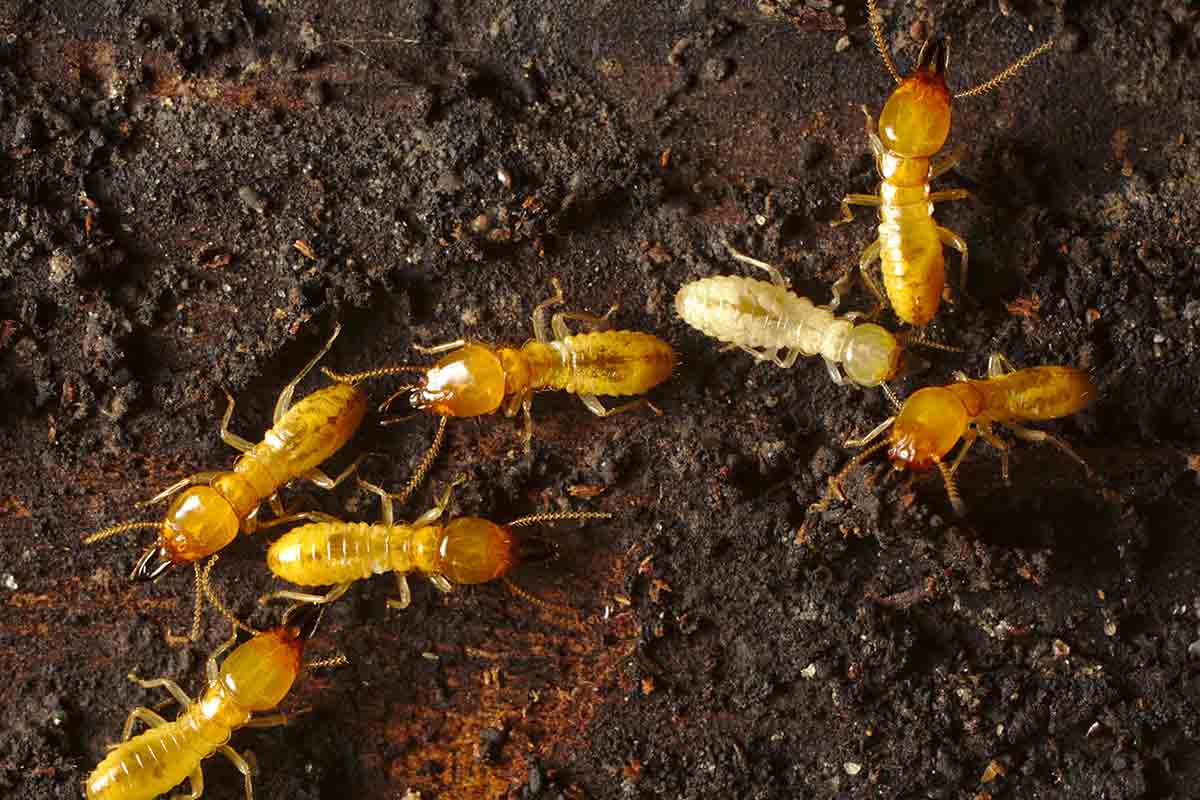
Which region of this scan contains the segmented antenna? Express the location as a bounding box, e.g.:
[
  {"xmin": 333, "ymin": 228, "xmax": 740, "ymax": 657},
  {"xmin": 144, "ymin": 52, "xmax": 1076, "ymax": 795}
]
[
  {"xmin": 866, "ymin": 0, "xmax": 903, "ymax": 84},
  {"xmin": 322, "ymin": 364, "xmax": 426, "ymax": 385},
  {"xmin": 201, "ymin": 555, "xmax": 263, "ymax": 636},
  {"xmin": 954, "ymin": 36, "xmax": 1055, "ymax": 99},
  {"xmin": 82, "ymin": 520, "xmax": 159, "ymax": 544}
]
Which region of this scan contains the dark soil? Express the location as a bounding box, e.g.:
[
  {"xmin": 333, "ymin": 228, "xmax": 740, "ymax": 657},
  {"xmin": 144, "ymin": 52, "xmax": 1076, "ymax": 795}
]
[{"xmin": 2, "ymin": 0, "xmax": 1199, "ymax": 798}]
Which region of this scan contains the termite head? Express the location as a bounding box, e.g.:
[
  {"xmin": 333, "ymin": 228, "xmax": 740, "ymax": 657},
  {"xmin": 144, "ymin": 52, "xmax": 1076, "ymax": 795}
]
[
  {"xmin": 887, "ymin": 386, "xmax": 968, "ymax": 471},
  {"xmin": 437, "ymin": 517, "xmax": 518, "ymax": 585},
  {"xmin": 411, "ymin": 344, "xmax": 506, "ymax": 417},
  {"xmin": 842, "ymin": 323, "xmax": 903, "ymax": 387},
  {"xmin": 879, "ymin": 37, "xmax": 952, "ymax": 158},
  {"xmin": 131, "ymin": 486, "xmax": 242, "ymax": 582}
]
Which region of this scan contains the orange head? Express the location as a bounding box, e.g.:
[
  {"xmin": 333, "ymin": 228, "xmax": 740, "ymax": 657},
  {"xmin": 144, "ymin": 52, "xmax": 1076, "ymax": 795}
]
[
  {"xmin": 436, "ymin": 517, "xmax": 519, "ymax": 585},
  {"xmin": 887, "ymin": 385, "xmax": 969, "ymax": 471},
  {"xmin": 131, "ymin": 485, "xmax": 243, "ymax": 582},
  {"xmin": 410, "ymin": 344, "xmax": 507, "ymax": 418},
  {"xmin": 218, "ymin": 604, "xmax": 321, "ymax": 711},
  {"xmin": 878, "ymin": 37, "xmax": 952, "ymax": 158}
]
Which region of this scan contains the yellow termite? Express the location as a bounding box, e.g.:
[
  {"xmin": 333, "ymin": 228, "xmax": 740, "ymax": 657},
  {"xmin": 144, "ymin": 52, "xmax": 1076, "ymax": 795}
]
[
  {"xmin": 84, "ymin": 325, "xmax": 368, "ymax": 639},
  {"xmin": 675, "ymin": 243, "xmax": 905, "ymax": 388},
  {"xmin": 831, "ymin": 0, "xmax": 1056, "ymax": 326},
  {"xmin": 85, "ymin": 585, "xmax": 339, "ymax": 800},
  {"xmin": 324, "ymin": 278, "xmax": 676, "ymax": 479},
  {"xmin": 812, "ymin": 353, "xmax": 1095, "ymax": 517},
  {"xmin": 259, "ymin": 476, "xmax": 610, "ymax": 609}
]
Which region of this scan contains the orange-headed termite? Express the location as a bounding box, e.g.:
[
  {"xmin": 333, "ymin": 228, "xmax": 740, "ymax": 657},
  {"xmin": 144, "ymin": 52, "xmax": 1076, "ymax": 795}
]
[
  {"xmin": 831, "ymin": 0, "xmax": 1056, "ymax": 326},
  {"xmin": 85, "ymin": 576, "xmax": 343, "ymax": 800},
  {"xmin": 324, "ymin": 278, "xmax": 676, "ymax": 481},
  {"xmin": 812, "ymin": 353, "xmax": 1094, "ymax": 517},
  {"xmin": 84, "ymin": 325, "xmax": 368, "ymax": 639},
  {"xmin": 260, "ymin": 476, "xmax": 611, "ymax": 610}
]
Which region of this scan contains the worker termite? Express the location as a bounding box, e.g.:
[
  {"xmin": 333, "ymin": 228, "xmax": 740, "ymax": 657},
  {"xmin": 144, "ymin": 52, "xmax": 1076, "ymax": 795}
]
[
  {"xmin": 84, "ymin": 324, "xmax": 368, "ymax": 639},
  {"xmin": 811, "ymin": 353, "xmax": 1095, "ymax": 517},
  {"xmin": 675, "ymin": 242, "xmax": 907, "ymax": 388},
  {"xmin": 324, "ymin": 277, "xmax": 676, "ymax": 474},
  {"xmin": 259, "ymin": 476, "xmax": 611, "ymax": 610},
  {"xmin": 831, "ymin": 0, "xmax": 1056, "ymax": 326},
  {"xmin": 85, "ymin": 568, "xmax": 342, "ymax": 800}
]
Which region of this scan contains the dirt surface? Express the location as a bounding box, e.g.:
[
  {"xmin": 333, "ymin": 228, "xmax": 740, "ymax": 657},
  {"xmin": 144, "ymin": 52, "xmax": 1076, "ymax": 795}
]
[{"xmin": 2, "ymin": 0, "xmax": 1199, "ymax": 798}]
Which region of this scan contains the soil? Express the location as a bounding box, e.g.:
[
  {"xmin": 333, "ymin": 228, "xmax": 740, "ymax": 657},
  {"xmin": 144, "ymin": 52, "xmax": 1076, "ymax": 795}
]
[{"xmin": 2, "ymin": 1, "xmax": 1199, "ymax": 798}]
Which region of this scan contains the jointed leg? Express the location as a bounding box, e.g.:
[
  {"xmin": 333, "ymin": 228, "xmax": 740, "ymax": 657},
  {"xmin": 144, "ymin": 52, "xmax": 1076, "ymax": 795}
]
[
  {"xmin": 259, "ymin": 581, "xmax": 354, "ymax": 607},
  {"xmin": 219, "ymin": 389, "xmax": 256, "ymax": 453},
  {"xmin": 833, "ymin": 193, "xmax": 882, "ymax": 228},
  {"xmin": 388, "ymin": 574, "xmax": 412, "ymax": 610},
  {"xmin": 844, "ymin": 415, "xmax": 896, "ymax": 449},
  {"xmin": 243, "ymin": 708, "xmax": 310, "ymax": 729},
  {"xmin": 273, "ymin": 323, "xmax": 343, "ymax": 424},
  {"xmin": 929, "ymin": 145, "xmax": 967, "ymax": 179},
  {"xmin": 929, "ymin": 189, "xmax": 972, "ymax": 204},
  {"xmin": 551, "ymin": 307, "xmax": 618, "ymax": 340},
  {"xmin": 724, "ymin": 243, "xmax": 790, "ymax": 288},
  {"xmin": 1005, "ymin": 423, "xmax": 1093, "ymax": 478},
  {"xmin": 823, "ymin": 358, "xmax": 846, "ymax": 385},
  {"xmin": 207, "ymin": 629, "xmax": 240, "ymax": 683},
  {"xmin": 936, "ymin": 226, "xmax": 969, "ymax": 296},
  {"xmin": 861, "ymin": 106, "xmax": 886, "ymax": 169},
  {"xmin": 412, "ymin": 338, "xmax": 467, "ymax": 356},
  {"xmin": 859, "ymin": 242, "xmax": 888, "ymax": 312},
  {"xmin": 121, "ymin": 706, "xmax": 171, "ymax": 742},
  {"xmin": 521, "ymin": 395, "xmax": 535, "ymax": 451},
  {"xmin": 128, "ymin": 674, "xmax": 192, "ymax": 709},
  {"xmin": 255, "ymin": 510, "xmax": 341, "ymax": 531},
  {"xmin": 219, "ymin": 745, "xmax": 255, "ymax": 800},
  {"xmin": 532, "ymin": 278, "xmax": 566, "ymax": 344},
  {"xmin": 428, "ymin": 574, "xmax": 453, "ymax": 594},
  {"xmin": 947, "ymin": 428, "xmax": 979, "ymax": 476},
  {"xmin": 170, "ymin": 768, "xmax": 203, "ymax": 800},
  {"xmin": 138, "ymin": 473, "xmax": 222, "ymax": 507},
  {"xmin": 977, "ymin": 424, "xmax": 1012, "ymax": 483},
  {"xmin": 577, "ymin": 394, "xmax": 661, "ymax": 419},
  {"xmin": 987, "ymin": 352, "xmax": 1019, "ymax": 377},
  {"xmin": 303, "ymin": 453, "xmax": 365, "ymax": 491}
]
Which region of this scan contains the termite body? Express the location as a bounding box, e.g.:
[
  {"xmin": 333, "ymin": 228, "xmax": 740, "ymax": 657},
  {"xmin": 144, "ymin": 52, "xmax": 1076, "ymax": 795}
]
[
  {"xmin": 85, "ymin": 326, "xmax": 367, "ymax": 637},
  {"xmin": 814, "ymin": 353, "xmax": 1094, "ymax": 515},
  {"xmin": 85, "ymin": 603, "xmax": 323, "ymax": 800},
  {"xmin": 832, "ymin": 0, "xmax": 1055, "ymax": 326},
  {"xmin": 675, "ymin": 245, "xmax": 903, "ymax": 387},
  {"xmin": 262, "ymin": 478, "xmax": 609, "ymax": 610},
  {"xmin": 327, "ymin": 279, "xmax": 675, "ymax": 484}
]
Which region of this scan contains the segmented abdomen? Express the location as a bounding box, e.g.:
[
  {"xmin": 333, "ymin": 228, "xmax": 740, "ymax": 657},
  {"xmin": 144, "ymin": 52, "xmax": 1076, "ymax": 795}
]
[
  {"xmin": 85, "ymin": 720, "xmax": 208, "ymax": 800},
  {"xmin": 553, "ymin": 331, "xmax": 676, "ymax": 397},
  {"xmin": 987, "ymin": 367, "xmax": 1096, "ymax": 422},
  {"xmin": 267, "ymin": 522, "xmax": 396, "ymax": 586},
  {"xmin": 879, "ymin": 188, "xmax": 943, "ymax": 327}
]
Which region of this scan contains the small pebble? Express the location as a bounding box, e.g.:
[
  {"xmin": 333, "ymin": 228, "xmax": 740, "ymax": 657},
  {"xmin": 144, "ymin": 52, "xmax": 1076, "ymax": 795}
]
[
  {"xmin": 13, "ymin": 111, "xmax": 39, "ymax": 147},
  {"xmin": 238, "ymin": 185, "xmax": 268, "ymax": 213},
  {"xmin": 702, "ymin": 57, "xmax": 733, "ymax": 83},
  {"xmin": 1, "ymin": 573, "xmax": 16, "ymax": 590},
  {"xmin": 844, "ymin": 762, "xmax": 862, "ymax": 776},
  {"xmin": 835, "ymin": 35, "xmax": 851, "ymax": 53}
]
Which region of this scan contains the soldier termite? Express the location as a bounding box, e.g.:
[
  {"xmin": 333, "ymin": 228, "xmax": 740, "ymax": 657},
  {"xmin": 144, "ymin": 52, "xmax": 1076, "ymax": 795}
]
[
  {"xmin": 260, "ymin": 476, "xmax": 611, "ymax": 611},
  {"xmin": 84, "ymin": 325, "xmax": 367, "ymax": 640},
  {"xmin": 324, "ymin": 278, "xmax": 676, "ymax": 479},
  {"xmin": 831, "ymin": 0, "xmax": 1056, "ymax": 326},
  {"xmin": 810, "ymin": 353, "xmax": 1094, "ymax": 518},
  {"xmin": 85, "ymin": 586, "xmax": 341, "ymax": 800}
]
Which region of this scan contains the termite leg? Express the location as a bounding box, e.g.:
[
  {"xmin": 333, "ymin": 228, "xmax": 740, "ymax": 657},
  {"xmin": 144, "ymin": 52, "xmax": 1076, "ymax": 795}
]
[
  {"xmin": 217, "ymin": 745, "xmax": 254, "ymax": 800},
  {"xmin": 929, "ymin": 189, "xmax": 972, "ymax": 205},
  {"xmin": 724, "ymin": 243, "xmax": 790, "ymax": 288},
  {"xmin": 1005, "ymin": 423, "xmax": 1094, "ymax": 478},
  {"xmin": 977, "ymin": 423, "xmax": 1012, "ymax": 484},
  {"xmin": 987, "ymin": 352, "xmax": 1019, "ymax": 377},
  {"xmin": 219, "ymin": 389, "xmax": 256, "ymax": 453},
  {"xmin": 532, "ymin": 277, "xmax": 566, "ymax": 344},
  {"xmin": 243, "ymin": 708, "xmax": 310, "ymax": 729},
  {"xmin": 521, "ymin": 394, "xmax": 535, "ymax": 451},
  {"xmin": 832, "ymin": 193, "xmax": 882, "ymax": 228},
  {"xmin": 173, "ymin": 768, "xmax": 204, "ymax": 800},
  {"xmin": 947, "ymin": 428, "xmax": 980, "ymax": 476},
  {"xmin": 859, "ymin": 242, "xmax": 888, "ymax": 313},
  {"xmin": 578, "ymin": 394, "xmax": 662, "ymax": 419},
  {"xmin": 860, "ymin": 106, "xmax": 886, "ymax": 170},
  {"xmin": 551, "ymin": 306, "xmax": 618, "ymax": 340},
  {"xmin": 937, "ymin": 461, "xmax": 967, "ymax": 517},
  {"xmin": 412, "ymin": 339, "xmax": 467, "ymax": 355},
  {"xmin": 137, "ymin": 473, "xmax": 222, "ymax": 507},
  {"xmin": 207, "ymin": 630, "xmax": 240, "ymax": 683},
  {"xmin": 127, "ymin": 674, "xmax": 193, "ymax": 709},
  {"xmin": 255, "ymin": 511, "xmax": 341, "ymax": 531},
  {"xmin": 429, "ymin": 574, "xmax": 453, "ymax": 594},
  {"xmin": 303, "ymin": 453, "xmax": 365, "ymax": 491},
  {"xmin": 844, "ymin": 415, "xmax": 896, "ymax": 449},
  {"xmin": 387, "ymin": 575, "xmax": 412, "ymax": 610},
  {"xmin": 776, "ymin": 348, "xmax": 802, "ymax": 369},
  {"xmin": 936, "ymin": 226, "xmax": 970, "ymax": 297},
  {"xmin": 260, "ymin": 582, "xmax": 354, "ymax": 607},
  {"xmin": 120, "ymin": 706, "xmax": 170, "ymax": 742},
  {"xmin": 929, "ymin": 145, "xmax": 967, "ymax": 179},
  {"xmin": 273, "ymin": 323, "xmax": 343, "ymax": 423},
  {"xmin": 823, "ymin": 358, "xmax": 846, "ymax": 384}
]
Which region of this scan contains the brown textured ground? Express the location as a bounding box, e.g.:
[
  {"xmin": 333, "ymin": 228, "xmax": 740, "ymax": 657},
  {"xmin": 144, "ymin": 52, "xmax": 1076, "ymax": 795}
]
[{"xmin": 2, "ymin": 1, "xmax": 1199, "ymax": 798}]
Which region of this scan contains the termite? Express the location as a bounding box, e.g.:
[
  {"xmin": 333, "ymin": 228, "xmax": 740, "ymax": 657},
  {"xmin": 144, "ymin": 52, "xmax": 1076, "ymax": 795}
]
[
  {"xmin": 84, "ymin": 324, "xmax": 368, "ymax": 639},
  {"xmin": 85, "ymin": 564, "xmax": 342, "ymax": 800},
  {"xmin": 675, "ymin": 242, "xmax": 907, "ymax": 388},
  {"xmin": 324, "ymin": 277, "xmax": 676, "ymax": 475},
  {"xmin": 831, "ymin": 0, "xmax": 1056, "ymax": 326},
  {"xmin": 259, "ymin": 476, "xmax": 611, "ymax": 610},
  {"xmin": 811, "ymin": 353, "xmax": 1094, "ymax": 517}
]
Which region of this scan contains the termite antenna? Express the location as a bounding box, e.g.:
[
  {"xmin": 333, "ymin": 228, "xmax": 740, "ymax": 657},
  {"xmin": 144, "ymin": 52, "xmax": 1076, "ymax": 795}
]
[
  {"xmin": 866, "ymin": 0, "xmax": 903, "ymax": 84},
  {"xmin": 937, "ymin": 461, "xmax": 967, "ymax": 516},
  {"xmin": 502, "ymin": 577, "xmax": 580, "ymax": 622},
  {"xmin": 82, "ymin": 520, "xmax": 160, "ymax": 544},
  {"xmin": 953, "ymin": 35, "xmax": 1055, "ymax": 99},
  {"xmin": 378, "ymin": 384, "xmax": 421, "ymax": 414},
  {"xmin": 809, "ymin": 439, "xmax": 891, "ymax": 514},
  {"xmin": 508, "ymin": 511, "xmax": 613, "ymax": 528},
  {"xmin": 388, "ymin": 416, "xmax": 449, "ymax": 506},
  {"xmin": 304, "ymin": 653, "xmax": 349, "ymax": 672},
  {"xmin": 321, "ymin": 364, "xmax": 426, "ymax": 385},
  {"xmin": 200, "ymin": 555, "xmax": 263, "ymax": 636},
  {"xmin": 881, "ymin": 382, "xmax": 902, "ymax": 411},
  {"xmin": 165, "ymin": 561, "xmax": 209, "ymax": 646}
]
